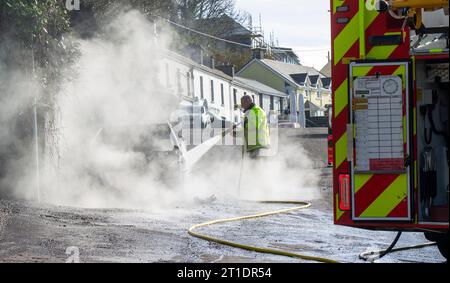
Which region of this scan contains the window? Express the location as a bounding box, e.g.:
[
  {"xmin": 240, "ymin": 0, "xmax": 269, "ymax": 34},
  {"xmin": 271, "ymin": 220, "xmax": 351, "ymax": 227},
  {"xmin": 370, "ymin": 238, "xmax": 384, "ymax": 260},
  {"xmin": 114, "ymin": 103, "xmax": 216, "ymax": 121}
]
[
  {"xmin": 259, "ymin": 94, "xmax": 263, "ymax": 108},
  {"xmin": 233, "ymin": 89, "xmax": 237, "ymax": 105},
  {"xmin": 220, "ymin": 83, "xmax": 224, "ymax": 105},
  {"xmin": 305, "ymin": 90, "xmax": 312, "ymax": 100},
  {"xmin": 270, "ymin": 96, "xmax": 274, "ymax": 111},
  {"xmin": 186, "ymin": 72, "xmax": 191, "ymax": 96},
  {"xmin": 210, "ymin": 80, "xmax": 215, "ymax": 102},
  {"xmin": 200, "ymin": 76, "xmax": 204, "ymax": 99},
  {"xmin": 176, "ymin": 69, "xmax": 181, "ymax": 92}
]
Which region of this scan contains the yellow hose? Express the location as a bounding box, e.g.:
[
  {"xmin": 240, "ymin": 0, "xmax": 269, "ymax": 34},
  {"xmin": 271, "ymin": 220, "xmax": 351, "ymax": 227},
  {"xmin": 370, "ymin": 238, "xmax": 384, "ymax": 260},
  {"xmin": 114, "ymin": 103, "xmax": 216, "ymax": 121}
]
[
  {"xmin": 188, "ymin": 201, "xmax": 438, "ymax": 263},
  {"xmin": 188, "ymin": 201, "xmax": 341, "ymax": 263},
  {"xmin": 187, "ymin": 130, "xmax": 434, "ymax": 263}
]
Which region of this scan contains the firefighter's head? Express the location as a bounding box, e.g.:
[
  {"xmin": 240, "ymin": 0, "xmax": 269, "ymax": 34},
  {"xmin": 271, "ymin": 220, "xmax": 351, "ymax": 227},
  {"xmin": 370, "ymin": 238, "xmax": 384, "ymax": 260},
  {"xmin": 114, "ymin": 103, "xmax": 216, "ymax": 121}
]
[{"xmin": 241, "ymin": 95, "xmax": 253, "ymax": 111}]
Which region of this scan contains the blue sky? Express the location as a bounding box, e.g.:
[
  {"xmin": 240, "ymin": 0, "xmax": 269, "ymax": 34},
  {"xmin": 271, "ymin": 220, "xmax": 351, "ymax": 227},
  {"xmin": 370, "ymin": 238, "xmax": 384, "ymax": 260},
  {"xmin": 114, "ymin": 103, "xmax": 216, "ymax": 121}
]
[{"xmin": 235, "ymin": 0, "xmax": 331, "ymax": 70}]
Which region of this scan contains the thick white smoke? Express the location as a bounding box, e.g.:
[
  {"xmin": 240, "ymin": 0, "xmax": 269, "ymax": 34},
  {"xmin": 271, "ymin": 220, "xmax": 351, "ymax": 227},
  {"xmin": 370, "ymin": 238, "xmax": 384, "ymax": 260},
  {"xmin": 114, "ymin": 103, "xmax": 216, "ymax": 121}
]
[
  {"xmin": 1, "ymin": 10, "xmax": 319, "ymax": 210},
  {"xmin": 43, "ymin": 10, "xmax": 182, "ymax": 208}
]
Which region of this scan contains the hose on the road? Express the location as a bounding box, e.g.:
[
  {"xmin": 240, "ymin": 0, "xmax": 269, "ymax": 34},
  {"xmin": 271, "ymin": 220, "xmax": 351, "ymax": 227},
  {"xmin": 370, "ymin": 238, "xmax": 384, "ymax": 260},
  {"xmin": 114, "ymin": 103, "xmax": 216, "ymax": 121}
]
[
  {"xmin": 188, "ymin": 201, "xmax": 341, "ymax": 263},
  {"xmin": 379, "ymin": 231, "xmax": 403, "ymax": 259},
  {"xmin": 360, "ymin": 231, "xmax": 404, "ymax": 261},
  {"xmin": 359, "ymin": 231, "xmax": 436, "ymax": 262},
  {"xmin": 188, "ymin": 128, "xmax": 436, "ymax": 263},
  {"xmin": 188, "ymin": 202, "xmax": 437, "ymax": 263}
]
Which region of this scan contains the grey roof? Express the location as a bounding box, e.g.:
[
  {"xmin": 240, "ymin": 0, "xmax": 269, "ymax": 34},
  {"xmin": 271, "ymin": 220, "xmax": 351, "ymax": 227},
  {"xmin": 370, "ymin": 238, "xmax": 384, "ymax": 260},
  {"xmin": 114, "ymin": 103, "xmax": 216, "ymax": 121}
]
[
  {"xmin": 252, "ymin": 59, "xmax": 324, "ymax": 88},
  {"xmin": 320, "ymin": 61, "xmax": 332, "ymax": 77},
  {"xmin": 234, "ymin": 77, "xmax": 288, "ymax": 98},
  {"xmin": 166, "ymin": 50, "xmax": 233, "ymax": 81},
  {"xmin": 166, "ymin": 51, "xmax": 290, "ymax": 99},
  {"xmin": 261, "ymin": 59, "xmax": 323, "ymax": 76},
  {"xmin": 290, "ymin": 73, "xmax": 308, "ymax": 85}
]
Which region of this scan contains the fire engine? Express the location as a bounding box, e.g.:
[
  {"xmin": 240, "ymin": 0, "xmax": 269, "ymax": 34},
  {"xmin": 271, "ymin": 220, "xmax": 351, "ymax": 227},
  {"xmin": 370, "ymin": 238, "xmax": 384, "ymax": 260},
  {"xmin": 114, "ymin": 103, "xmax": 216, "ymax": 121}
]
[{"xmin": 330, "ymin": 0, "xmax": 449, "ymax": 258}]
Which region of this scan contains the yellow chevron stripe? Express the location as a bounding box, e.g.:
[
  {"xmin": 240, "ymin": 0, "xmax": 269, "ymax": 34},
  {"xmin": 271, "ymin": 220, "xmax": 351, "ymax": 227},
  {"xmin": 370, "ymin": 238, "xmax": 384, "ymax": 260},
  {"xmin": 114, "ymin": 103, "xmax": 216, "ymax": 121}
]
[
  {"xmin": 363, "ymin": 6, "xmax": 380, "ymax": 28},
  {"xmin": 335, "ymin": 194, "xmax": 344, "ymax": 221},
  {"xmin": 366, "ymin": 45, "xmax": 398, "ymax": 60},
  {"xmin": 351, "ymin": 66, "xmax": 372, "ymax": 77},
  {"xmin": 393, "ymin": 65, "xmax": 406, "ymax": 88},
  {"xmin": 334, "ymin": 4, "xmax": 379, "ymax": 65},
  {"xmin": 333, "ymin": 0, "xmax": 346, "ymax": 14},
  {"xmin": 334, "ymin": 14, "xmax": 360, "ymax": 66},
  {"xmin": 359, "ymin": 0, "xmax": 366, "ymax": 58},
  {"xmin": 333, "ymin": 6, "xmax": 385, "ymax": 117},
  {"xmin": 360, "ymin": 174, "xmax": 407, "ymax": 218},
  {"xmin": 350, "ymin": 52, "xmax": 403, "ymax": 84},
  {"xmin": 335, "ymin": 132, "xmax": 347, "ymax": 169},
  {"xmin": 334, "ymin": 11, "xmax": 404, "ymax": 169},
  {"xmin": 354, "ymin": 174, "xmax": 373, "ymax": 193},
  {"xmin": 334, "ymin": 79, "xmax": 348, "ymax": 119}
]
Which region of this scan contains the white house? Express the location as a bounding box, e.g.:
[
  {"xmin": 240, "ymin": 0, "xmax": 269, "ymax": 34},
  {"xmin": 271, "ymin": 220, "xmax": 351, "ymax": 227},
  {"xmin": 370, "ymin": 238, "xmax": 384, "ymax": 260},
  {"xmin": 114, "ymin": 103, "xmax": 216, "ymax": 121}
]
[{"xmin": 160, "ymin": 51, "xmax": 288, "ymax": 125}]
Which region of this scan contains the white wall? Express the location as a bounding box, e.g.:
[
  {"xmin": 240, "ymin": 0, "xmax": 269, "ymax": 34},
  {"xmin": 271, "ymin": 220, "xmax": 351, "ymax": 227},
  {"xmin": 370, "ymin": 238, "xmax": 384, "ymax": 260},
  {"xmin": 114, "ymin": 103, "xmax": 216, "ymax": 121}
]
[
  {"xmin": 160, "ymin": 58, "xmax": 192, "ymax": 99},
  {"xmin": 161, "ymin": 56, "xmax": 280, "ymax": 125},
  {"xmin": 192, "ymin": 69, "xmax": 233, "ymax": 121},
  {"xmin": 160, "ymin": 57, "xmax": 233, "ymax": 121}
]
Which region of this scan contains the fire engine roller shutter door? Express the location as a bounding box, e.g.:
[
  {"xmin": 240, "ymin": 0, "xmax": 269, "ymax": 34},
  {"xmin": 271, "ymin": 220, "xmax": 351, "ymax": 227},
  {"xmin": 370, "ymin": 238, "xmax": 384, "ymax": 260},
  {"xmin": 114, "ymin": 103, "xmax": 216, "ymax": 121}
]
[{"xmin": 349, "ymin": 61, "xmax": 412, "ymax": 221}]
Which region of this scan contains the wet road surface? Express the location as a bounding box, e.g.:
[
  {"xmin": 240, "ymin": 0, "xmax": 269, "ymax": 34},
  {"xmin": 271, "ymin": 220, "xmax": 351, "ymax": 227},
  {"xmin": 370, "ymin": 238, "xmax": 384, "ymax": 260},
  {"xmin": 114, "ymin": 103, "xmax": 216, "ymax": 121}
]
[{"xmin": 0, "ymin": 128, "xmax": 445, "ymax": 263}]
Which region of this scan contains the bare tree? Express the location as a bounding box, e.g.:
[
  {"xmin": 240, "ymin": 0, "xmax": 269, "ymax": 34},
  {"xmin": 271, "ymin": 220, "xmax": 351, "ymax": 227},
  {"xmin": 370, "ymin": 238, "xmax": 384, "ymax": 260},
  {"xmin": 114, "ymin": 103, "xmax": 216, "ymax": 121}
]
[{"xmin": 175, "ymin": 0, "xmax": 248, "ymax": 24}]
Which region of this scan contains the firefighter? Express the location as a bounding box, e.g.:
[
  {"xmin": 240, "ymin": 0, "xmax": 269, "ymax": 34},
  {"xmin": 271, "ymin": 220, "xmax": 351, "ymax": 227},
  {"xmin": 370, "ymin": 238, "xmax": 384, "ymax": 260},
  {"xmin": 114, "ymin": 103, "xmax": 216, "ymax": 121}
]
[{"xmin": 240, "ymin": 95, "xmax": 270, "ymax": 159}]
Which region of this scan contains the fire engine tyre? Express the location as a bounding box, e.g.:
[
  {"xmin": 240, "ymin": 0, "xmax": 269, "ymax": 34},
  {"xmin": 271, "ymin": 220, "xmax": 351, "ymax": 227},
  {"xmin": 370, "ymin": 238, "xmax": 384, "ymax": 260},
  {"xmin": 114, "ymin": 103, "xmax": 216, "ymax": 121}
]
[
  {"xmin": 436, "ymin": 234, "xmax": 448, "ymax": 259},
  {"xmin": 424, "ymin": 232, "xmax": 448, "ymax": 259}
]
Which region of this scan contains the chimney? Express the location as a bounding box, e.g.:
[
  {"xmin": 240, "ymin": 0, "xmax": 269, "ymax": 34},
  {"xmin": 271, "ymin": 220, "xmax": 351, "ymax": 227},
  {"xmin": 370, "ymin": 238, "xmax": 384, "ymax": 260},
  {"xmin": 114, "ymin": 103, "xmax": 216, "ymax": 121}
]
[
  {"xmin": 210, "ymin": 57, "xmax": 215, "ymax": 69},
  {"xmin": 195, "ymin": 48, "xmax": 204, "ymax": 65},
  {"xmin": 252, "ymin": 48, "xmax": 265, "ymax": 60},
  {"xmin": 216, "ymin": 65, "xmax": 235, "ymax": 77},
  {"xmin": 187, "ymin": 44, "xmax": 204, "ymax": 65}
]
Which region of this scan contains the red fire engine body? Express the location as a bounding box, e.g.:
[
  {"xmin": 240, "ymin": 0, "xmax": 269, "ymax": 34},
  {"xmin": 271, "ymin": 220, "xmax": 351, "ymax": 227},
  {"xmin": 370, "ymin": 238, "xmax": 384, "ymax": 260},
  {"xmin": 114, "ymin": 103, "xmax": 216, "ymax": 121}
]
[{"xmin": 330, "ymin": 0, "xmax": 449, "ymax": 258}]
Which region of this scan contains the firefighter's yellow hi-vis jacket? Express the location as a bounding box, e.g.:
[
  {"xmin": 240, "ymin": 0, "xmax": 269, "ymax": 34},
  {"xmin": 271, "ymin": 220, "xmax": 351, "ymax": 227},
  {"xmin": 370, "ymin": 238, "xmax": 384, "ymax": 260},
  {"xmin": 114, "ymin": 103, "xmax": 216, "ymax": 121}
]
[{"xmin": 244, "ymin": 104, "xmax": 270, "ymax": 152}]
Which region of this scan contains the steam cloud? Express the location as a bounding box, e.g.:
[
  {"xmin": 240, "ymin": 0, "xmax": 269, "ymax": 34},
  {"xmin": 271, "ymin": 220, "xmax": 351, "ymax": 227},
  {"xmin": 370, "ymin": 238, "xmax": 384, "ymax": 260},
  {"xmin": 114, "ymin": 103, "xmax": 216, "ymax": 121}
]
[{"xmin": 1, "ymin": 10, "xmax": 319, "ymax": 210}]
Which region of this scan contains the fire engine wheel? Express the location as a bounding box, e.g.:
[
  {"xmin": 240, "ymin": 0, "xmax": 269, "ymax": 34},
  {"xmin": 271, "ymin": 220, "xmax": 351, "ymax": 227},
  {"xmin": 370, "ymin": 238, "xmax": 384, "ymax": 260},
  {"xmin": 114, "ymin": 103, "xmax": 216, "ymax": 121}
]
[
  {"xmin": 436, "ymin": 235, "xmax": 448, "ymax": 260},
  {"xmin": 437, "ymin": 239, "xmax": 448, "ymax": 259},
  {"xmin": 425, "ymin": 232, "xmax": 448, "ymax": 259}
]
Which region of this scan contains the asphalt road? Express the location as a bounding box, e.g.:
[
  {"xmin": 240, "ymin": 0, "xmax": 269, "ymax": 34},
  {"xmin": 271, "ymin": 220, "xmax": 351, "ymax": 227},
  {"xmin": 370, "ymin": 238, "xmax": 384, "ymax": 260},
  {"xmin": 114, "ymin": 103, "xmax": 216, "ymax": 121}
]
[{"xmin": 0, "ymin": 128, "xmax": 445, "ymax": 263}]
